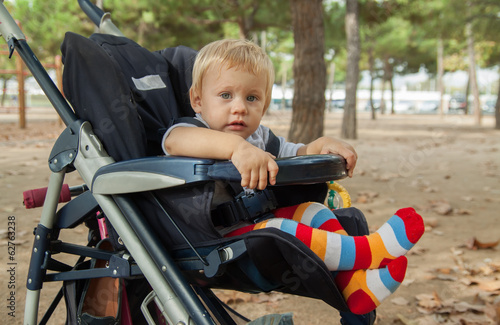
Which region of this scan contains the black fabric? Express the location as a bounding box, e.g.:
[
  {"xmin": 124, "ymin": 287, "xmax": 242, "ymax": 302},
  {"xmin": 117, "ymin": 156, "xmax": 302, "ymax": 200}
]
[
  {"xmin": 265, "ymin": 129, "xmax": 281, "ymax": 157},
  {"xmin": 169, "ymin": 116, "xmax": 207, "ymax": 129},
  {"xmin": 271, "ymin": 183, "xmax": 328, "ymax": 207},
  {"xmin": 88, "ymin": 34, "xmax": 197, "ymax": 156},
  {"xmin": 158, "ymin": 116, "xmax": 208, "ymax": 138},
  {"xmin": 129, "ymin": 182, "xmax": 222, "ymax": 250},
  {"xmin": 61, "ymin": 32, "xmax": 147, "ymax": 161},
  {"xmin": 334, "ymin": 207, "xmax": 370, "ymax": 237},
  {"xmin": 157, "ymin": 46, "xmax": 197, "ymax": 116},
  {"xmin": 63, "ymin": 260, "xmax": 93, "ymax": 325},
  {"xmin": 61, "ymin": 32, "xmax": 198, "ymax": 160}
]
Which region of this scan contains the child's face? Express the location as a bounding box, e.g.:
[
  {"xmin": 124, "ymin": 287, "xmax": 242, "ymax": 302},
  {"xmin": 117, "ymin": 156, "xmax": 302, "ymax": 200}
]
[{"xmin": 190, "ymin": 64, "xmax": 267, "ymax": 139}]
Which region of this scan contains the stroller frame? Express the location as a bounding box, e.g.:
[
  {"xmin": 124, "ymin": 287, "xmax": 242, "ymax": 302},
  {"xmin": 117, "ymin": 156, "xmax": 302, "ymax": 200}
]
[
  {"xmin": 1, "ymin": 1, "xmax": 374, "ymax": 324},
  {"xmin": 0, "ymin": 2, "xmax": 218, "ymax": 322}
]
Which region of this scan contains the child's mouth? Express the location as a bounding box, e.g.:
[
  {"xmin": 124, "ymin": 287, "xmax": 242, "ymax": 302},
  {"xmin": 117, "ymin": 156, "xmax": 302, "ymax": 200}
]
[{"xmin": 227, "ymin": 120, "xmax": 246, "ymax": 130}]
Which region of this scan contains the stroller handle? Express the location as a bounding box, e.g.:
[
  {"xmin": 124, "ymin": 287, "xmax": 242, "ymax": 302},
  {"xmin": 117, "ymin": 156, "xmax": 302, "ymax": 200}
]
[
  {"xmin": 78, "ymin": 0, "xmax": 124, "ymax": 37},
  {"xmin": 0, "ymin": 2, "xmax": 77, "ymax": 126},
  {"xmin": 0, "ymin": 1, "xmax": 26, "ymax": 43},
  {"xmin": 78, "ymin": 0, "xmax": 105, "ymax": 27}
]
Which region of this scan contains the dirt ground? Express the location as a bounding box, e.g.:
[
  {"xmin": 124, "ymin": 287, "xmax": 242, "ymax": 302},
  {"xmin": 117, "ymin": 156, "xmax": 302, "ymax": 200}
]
[{"xmin": 0, "ymin": 109, "xmax": 499, "ymax": 325}]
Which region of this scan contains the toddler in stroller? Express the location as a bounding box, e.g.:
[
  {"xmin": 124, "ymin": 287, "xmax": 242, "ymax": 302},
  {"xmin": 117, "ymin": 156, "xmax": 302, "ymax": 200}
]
[{"xmin": 162, "ymin": 38, "xmax": 424, "ymax": 315}]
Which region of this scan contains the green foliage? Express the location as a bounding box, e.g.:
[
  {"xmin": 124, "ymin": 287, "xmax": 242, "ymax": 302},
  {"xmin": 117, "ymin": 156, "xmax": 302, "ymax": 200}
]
[
  {"xmin": 2, "ymin": 0, "xmax": 500, "ymax": 91},
  {"xmin": 5, "ymin": 0, "xmax": 94, "ymax": 60}
]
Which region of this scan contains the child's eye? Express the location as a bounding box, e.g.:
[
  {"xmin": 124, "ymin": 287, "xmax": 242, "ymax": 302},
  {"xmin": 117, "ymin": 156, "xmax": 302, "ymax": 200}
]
[
  {"xmin": 220, "ymin": 93, "xmax": 231, "ymax": 99},
  {"xmin": 247, "ymin": 95, "xmax": 257, "ymax": 102}
]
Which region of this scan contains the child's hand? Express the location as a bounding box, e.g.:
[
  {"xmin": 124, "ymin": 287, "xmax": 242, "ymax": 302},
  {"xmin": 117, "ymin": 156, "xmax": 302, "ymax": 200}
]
[
  {"xmin": 298, "ymin": 136, "xmax": 358, "ymax": 177},
  {"xmin": 320, "ymin": 139, "xmax": 357, "ymax": 177},
  {"xmin": 231, "ymin": 141, "xmax": 279, "ymax": 190}
]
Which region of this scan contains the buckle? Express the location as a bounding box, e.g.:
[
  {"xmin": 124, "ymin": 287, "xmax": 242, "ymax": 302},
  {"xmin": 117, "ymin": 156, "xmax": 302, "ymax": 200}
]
[
  {"xmin": 237, "ymin": 189, "xmax": 277, "ymax": 223},
  {"xmin": 213, "ymin": 189, "xmax": 278, "ymax": 227}
]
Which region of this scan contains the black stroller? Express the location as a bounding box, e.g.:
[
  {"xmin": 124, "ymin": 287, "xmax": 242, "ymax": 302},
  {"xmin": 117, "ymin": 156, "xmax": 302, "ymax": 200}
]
[{"xmin": 2, "ymin": 1, "xmax": 375, "ymax": 324}]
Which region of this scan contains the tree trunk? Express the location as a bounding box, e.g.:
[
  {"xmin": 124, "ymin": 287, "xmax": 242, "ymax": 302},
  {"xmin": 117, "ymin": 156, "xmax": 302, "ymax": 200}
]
[
  {"xmin": 437, "ymin": 38, "xmax": 445, "ymax": 117},
  {"xmin": 382, "ymin": 57, "xmax": 394, "ymax": 114},
  {"xmin": 496, "ymin": 70, "xmax": 500, "ymax": 130},
  {"xmin": 380, "ymin": 78, "xmax": 386, "ymax": 115},
  {"xmin": 367, "ymin": 38, "xmax": 376, "ymax": 120},
  {"xmin": 341, "ymin": 0, "xmax": 360, "ymax": 139},
  {"xmin": 390, "ymin": 77, "xmax": 395, "ymax": 114},
  {"xmin": 465, "ymin": 76, "xmax": 470, "ymax": 115},
  {"xmin": 466, "ymin": 22, "xmax": 481, "ymax": 125},
  {"xmin": 288, "ymin": 0, "xmax": 326, "ymax": 143},
  {"xmin": 1, "ymin": 78, "xmax": 7, "ymax": 107},
  {"xmin": 327, "ymin": 61, "xmax": 335, "ymax": 112},
  {"xmin": 281, "ymin": 62, "xmax": 287, "ymax": 111}
]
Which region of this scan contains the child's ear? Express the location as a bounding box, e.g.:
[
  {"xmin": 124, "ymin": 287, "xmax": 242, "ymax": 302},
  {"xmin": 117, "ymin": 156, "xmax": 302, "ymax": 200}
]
[{"xmin": 190, "ymin": 88, "xmax": 202, "ymax": 113}]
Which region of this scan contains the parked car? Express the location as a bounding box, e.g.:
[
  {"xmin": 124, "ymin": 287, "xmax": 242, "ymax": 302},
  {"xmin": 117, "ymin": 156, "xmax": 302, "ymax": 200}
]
[
  {"xmin": 330, "ymin": 99, "xmax": 345, "ymax": 110},
  {"xmin": 448, "ymin": 95, "xmax": 467, "ymax": 111},
  {"xmin": 416, "ymin": 100, "xmax": 439, "ymax": 113},
  {"xmin": 393, "ymin": 101, "xmax": 414, "ymax": 113},
  {"xmin": 482, "ymin": 99, "xmax": 496, "ymax": 114}
]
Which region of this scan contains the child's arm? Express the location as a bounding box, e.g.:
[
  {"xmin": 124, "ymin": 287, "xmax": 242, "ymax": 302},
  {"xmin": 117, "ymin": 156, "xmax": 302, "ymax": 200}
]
[
  {"xmin": 164, "ymin": 127, "xmax": 279, "ymax": 190},
  {"xmin": 297, "ymin": 136, "xmax": 357, "ymax": 177}
]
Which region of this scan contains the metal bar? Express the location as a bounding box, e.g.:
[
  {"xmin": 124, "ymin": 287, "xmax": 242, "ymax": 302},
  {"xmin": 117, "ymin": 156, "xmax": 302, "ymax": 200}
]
[
  {"xmin": 24, "ymin": 170, "xmax": 67, "ymax": 325},
  {"xmin": 73, "ymin": 121, "xmax": 195, "ymax": 324},
  {"xmin": 14, "ymin": 40, "xmax": 76, "ymax": 126},
  {"xmin": 78, "ymin": 0, "xmax": 105, "ymax": 27},
  {"xmin": 38, "ymin": 287, "xmax": 64, "ymax": 325},
  {"xmin": 114, "ymin": 195, "xmax": 215, "ymax": 325},
  {"xmin": 0, "ymin": 2, "xmax": 76, "ymax": 126}
]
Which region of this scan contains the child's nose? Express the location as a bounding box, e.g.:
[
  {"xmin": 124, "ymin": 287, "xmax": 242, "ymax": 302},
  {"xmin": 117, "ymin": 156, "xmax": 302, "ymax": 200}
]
[{"xmin": 231, "ymin": 98, "xmax": 248, "ymax": 114}]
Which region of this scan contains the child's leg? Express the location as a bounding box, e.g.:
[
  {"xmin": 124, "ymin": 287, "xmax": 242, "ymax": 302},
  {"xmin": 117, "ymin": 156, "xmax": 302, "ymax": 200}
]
[
  {"xmin": 226, "ymin": 207, "xmax": 424, "ymax": 271},
  {"xmin": 335, "ymin": 256, "xmax": 408, "ymax": 315},
  {"xmin": 273, "ymin": 202, "xmax": 348, "ymax": 235}
]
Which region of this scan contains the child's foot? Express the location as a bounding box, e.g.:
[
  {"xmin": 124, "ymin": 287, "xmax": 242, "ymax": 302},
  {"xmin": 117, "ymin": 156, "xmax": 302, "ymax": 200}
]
[
  {"xmin": 325, "ymin": 207, "xmax": 424, "ymax": 270},
  {"xmin": 335, "ymin": 256, "xmax": 408, "ymax": 315}
]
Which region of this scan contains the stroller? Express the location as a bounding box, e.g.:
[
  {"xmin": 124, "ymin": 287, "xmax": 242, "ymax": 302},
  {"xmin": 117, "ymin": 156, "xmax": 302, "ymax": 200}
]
[{"xmin": 2, "ymin": 1, "xmax": 375, "ymax": 324}]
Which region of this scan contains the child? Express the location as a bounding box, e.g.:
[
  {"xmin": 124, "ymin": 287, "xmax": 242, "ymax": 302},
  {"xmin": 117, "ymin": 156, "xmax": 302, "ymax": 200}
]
[{"xmin": 162, "ymin": 39, "xmax": 424, "ymax": 315}]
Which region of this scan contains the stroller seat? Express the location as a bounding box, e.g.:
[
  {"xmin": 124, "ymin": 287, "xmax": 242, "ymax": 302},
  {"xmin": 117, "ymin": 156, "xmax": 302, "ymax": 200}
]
[{"xmin": 8, "ymin": 3, "xmax": 373, "ymax": 321}]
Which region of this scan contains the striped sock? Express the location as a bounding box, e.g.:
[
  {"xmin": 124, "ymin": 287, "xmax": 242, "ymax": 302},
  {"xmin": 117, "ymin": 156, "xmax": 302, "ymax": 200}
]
[
  {"xmin": 226, "ymin": 207, "xmax": 423, "ymax": 271},
  {"xmin": 273, "ymin": 202, "xmax": 348, "ymax": 235},
  {"xmin": 335, "ymin": 256, "xmax": 408, "ymax": 314}
]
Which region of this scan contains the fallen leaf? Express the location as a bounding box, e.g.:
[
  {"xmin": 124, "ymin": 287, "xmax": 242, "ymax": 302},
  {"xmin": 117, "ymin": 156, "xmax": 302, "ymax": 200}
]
[
  {"xmin": 424, "ymin": 217, "xmax": 439, "ymax": 228},
  {"xmin": 436, "ymin": 268, "xmax": 452, "ymax": 274},
  {"xmin": 437, "ymin": 274, "xmax": 458, "ymax": 281},
  {"xmin": 477, "ymin": 280, "xmax": 500, "ymax": 292},
  {"xmin": 430, "ymin": 200, "xmax": 453, "ymax": 215},
  {"xmin": 453, "ymin": 301, "xmax": 485, "ymax": 313},
  {"xmin": 416, "ymin": 292, "xmax": 442, "ymax": 309},
  {"xmin": 454, "ymin": 208, "xmax": 472, "ymax": 215},
  {"xmin": 484, "ymin": 299, "xmax": 500, "ymax": 324},
  {"xmin": 356, "ymin": 190, "xmax": 379, "ymax": 204},
  {"xmin": 465, "ymin": 237, "xmax": 499, "ymax": 250},
  {"xmin": 391, "ymin": 297, "xmax": 409, "ymax": 306}
]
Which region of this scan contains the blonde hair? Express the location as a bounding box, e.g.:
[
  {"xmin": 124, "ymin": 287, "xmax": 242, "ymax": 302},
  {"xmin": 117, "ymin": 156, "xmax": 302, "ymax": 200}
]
[{"xmin": 191, "ymin": 39, "xmax": 275, "ymax": 111}]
